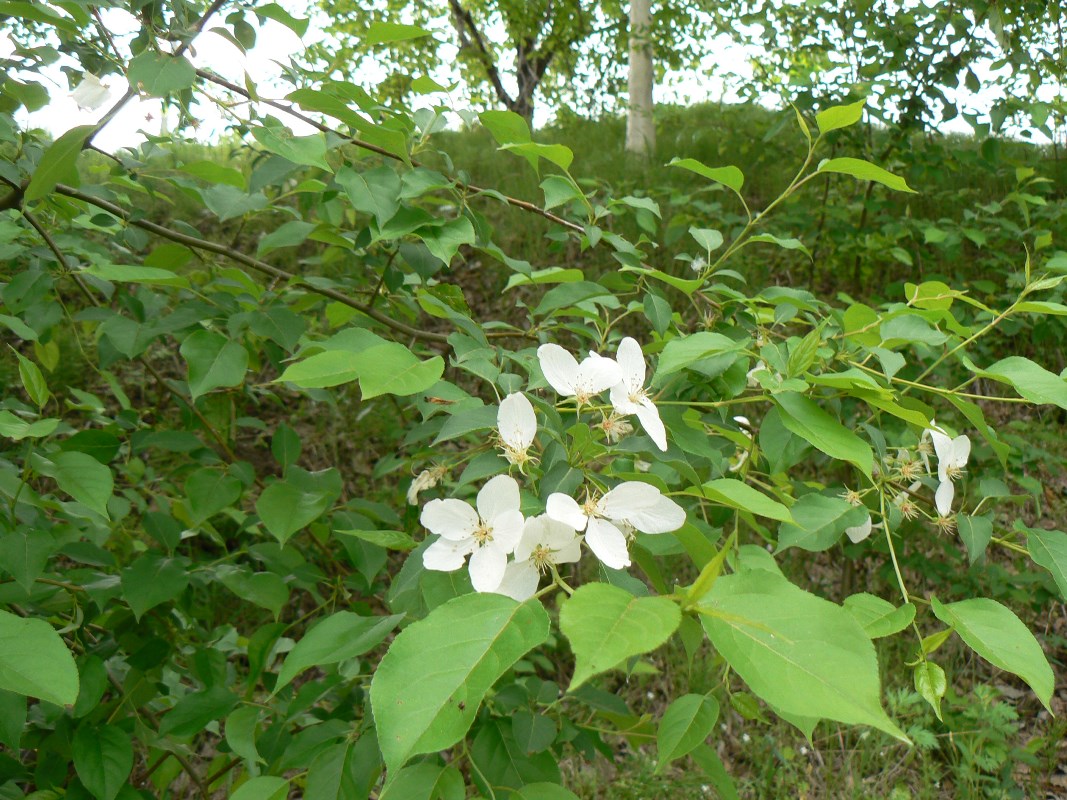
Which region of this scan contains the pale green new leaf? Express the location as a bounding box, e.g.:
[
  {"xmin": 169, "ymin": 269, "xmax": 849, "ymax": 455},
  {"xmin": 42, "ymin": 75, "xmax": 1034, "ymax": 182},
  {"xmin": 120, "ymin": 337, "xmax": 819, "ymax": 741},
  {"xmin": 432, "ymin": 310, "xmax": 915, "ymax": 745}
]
[
  {"xmin": 0, "ymin": 608, "xmax": 79, "ymax": 706},
  {"xmin": 365, "ymin": 21, "xmax": 432, "ymax": 44},
  {"xmin": 815, "ymin": 99, "xmax": 867, "ymax": 133},
  {"xmin": 774, "ymin": 392, "xmax": 874, "ymax": 477},
  {"xmin": 275, "ymin": 612, "xmax": 403, "ymax": 692},
  {"xmin": 698, "ymin": 570, "xmax": 906, "ymax": 741},
  {"xmin": 817, "ymin": 157, "xmax": 916, "ymax": 193},
  {"xmin": 559, "ymin": 583, "xmax": 681, "ymax": 690},
  {"xmin": 37, "ymin": 451, "xmax": 113, "ymax": 517},
  {"xmin": 370, "ymin": 593, "xmax": 550, "ymax": 773},
  {"xmin": 667, "ymin": 157, "xmax": 744, "ymax": 193},
  {"xmin": 931, "ymin": 596, "xmax": 1054, "ymax": 711},
  {"xmin": 127, "ymin": 52, "xmax": 196, "ymax": 96},
  {"xmin": 697, "ymin": 478, "xmax": 792, "ymax": 522},
  {"xmin": 655, "ymin": 693, "xmax": 720, "ymax": 773},
  {"xmin": 842, "ymin": 593, "xmax": 916, "ymax": 638},
  {"xmin": 277, "ymin": 350, "xmax": 361, "ymax": 389}
]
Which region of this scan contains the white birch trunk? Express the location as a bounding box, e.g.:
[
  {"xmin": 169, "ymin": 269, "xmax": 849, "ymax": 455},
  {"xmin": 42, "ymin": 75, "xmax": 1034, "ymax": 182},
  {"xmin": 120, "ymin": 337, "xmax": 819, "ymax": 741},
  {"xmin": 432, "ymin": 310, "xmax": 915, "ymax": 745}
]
[{"xmin": 626, "ymin": 0, "xmax": 655, "ymax": 158}]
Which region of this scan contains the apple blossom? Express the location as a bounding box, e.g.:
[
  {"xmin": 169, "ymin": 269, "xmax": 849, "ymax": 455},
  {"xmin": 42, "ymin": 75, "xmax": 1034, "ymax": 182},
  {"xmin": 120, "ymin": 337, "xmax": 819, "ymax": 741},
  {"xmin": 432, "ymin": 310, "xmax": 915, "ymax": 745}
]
[
  {"xmin": 928, "ymin": 425, "xmax": 970, "ymax": 517},
  {"xmin": 609, "ymin": 337, "xmax": 667, "ymax": 451},
  {"xmin": 497, "ymin": 392, "xmax": 537, "ymax": 470},
  {"xmin": 420, "ymin": 474, "xmax": 524, "ymax": 592},
  {"xmin": 537, "ymin": 343, "xmax": 621, "ymax": 405},
  {"xmin": 493, "ymin": 514, "xmax": 582, "ymax": 601}
]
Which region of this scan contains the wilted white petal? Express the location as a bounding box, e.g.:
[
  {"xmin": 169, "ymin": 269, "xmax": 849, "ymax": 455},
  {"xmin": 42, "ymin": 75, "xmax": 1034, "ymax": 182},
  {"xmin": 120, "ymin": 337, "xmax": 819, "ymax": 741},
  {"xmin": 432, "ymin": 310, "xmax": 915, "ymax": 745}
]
[
  {"xmin": 421, "ymin": 498, "xmax": 479, "ymax": 540},
  {"xmin": 423, "ymin": 537, "xmax": 474, "ymax": 571},
  {"xmin": 468, "ymin": 545, "xmax": 508, "ymax": 592},
  {"xmin": 546, "ymin": 493, "xmax": 588, "ymax": 531},
  {"xmin": 498, "ymin": 392, "xmax": 536, "ymax": 451},
  {"xmin": 71, "ymin": 74, "xmax": 112, "ymax": 111},
  {"xmin": 490, "ymin": 509, "xmax": 525, "ymax": 554},
  {"xmin": 634, "ymin": 399, "xmax": 668, "ymax": 451},
  {"xmin": 537, "ymin": 344, "xmax": 579, "ymax": 396},
  {"xmin": 935, "ymin": 480, "xmax": 955, "ymax": 517},
  {"xmin": 477, "ymin": 474, "xmax": 520, "ymax": 524},
  {"xmin": 585, "ymin": 517, "xmax": 631, "ymax": 569},
  {"xmin": 493, "ymin": 560, "xmax": 540, "ymax": 601},
  {"xmin": 845, "ymin": 514, "xmax": 873, "ymax": 544}
]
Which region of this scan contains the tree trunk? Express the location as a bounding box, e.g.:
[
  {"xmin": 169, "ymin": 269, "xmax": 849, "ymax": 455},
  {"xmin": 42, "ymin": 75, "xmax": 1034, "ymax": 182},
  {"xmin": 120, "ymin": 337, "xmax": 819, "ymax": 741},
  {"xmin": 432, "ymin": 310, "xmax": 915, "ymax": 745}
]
[{"xmin": 626, "ymin": 0, "xmax": 655, "ymax": 158}]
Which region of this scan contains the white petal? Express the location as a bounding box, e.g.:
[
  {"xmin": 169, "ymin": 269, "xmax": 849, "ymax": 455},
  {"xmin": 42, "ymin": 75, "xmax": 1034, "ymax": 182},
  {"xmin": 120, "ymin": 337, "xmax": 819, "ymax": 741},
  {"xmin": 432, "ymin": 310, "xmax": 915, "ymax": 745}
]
[
  {"xmin": 554, "ymin": 537, "xmax": 583, "ymax": 564},
  {"xmin": 477, "ymin": 474, "xmax": 520, "ymax": 524},
  {"xmin": 585, "ymin": 517, "xmax": 631, "ymax": 569},
  {"xmin": 498, "ymin": 392, "xmax": 536, "ymax": 450},
  {"xmin": 537, "ymin": 344, "xmax": 579, "ymax": 396},
  {"xmin": 546, "ymin": 493, "xmax": 588, "ymax": 531},
  {"xmin": 599, "ymin": 481, "xmax": 663, "ymax": 520},
  {"xmin": 627, "ymin": 493, "xmax": 687, "ymax": 533},
  {"xmin": 468, "ymin": 545, "xmax": 508, "ymax": 592},
  {"xmin": 575, "ymin": 353, "xmax": 623, "ymax": 396},
  {"xmin": 615, "ymin": 337, "xmax": 646, "ymax": 390},
  {"xmin": 71, "ymin": 74, "xmax": 112, "ymax": 111},
  {"xmin": 935, "ymin": 480, "xmax": 954, "ymax": 517},
  {"xmin": 951, "ymin": 435, "xmax": 971, "ymax": 467},
  {"xmin": 542, "ymin": 516, "xmax": 581, "ymax": 550},
  {"xmin": 423, "ymin": 537, "xmax": 473, "ymax": 571},
  {"xmin": 929, "ymin": 427, "xmax": 953, "ymax": 465},
  {"xmin": 421, "ymin": 498, "xmax": 479, "ymax": 540},
  {"xmin": 845, "ymin": 514, "xmax": 873, "ymax": 544},
  {"xmin": 489, "ymin": 509, "xmax": 525, "ymax": 554},
  {"xmin": 493, "ymin": 560, "xmax": 540, "ymax": 601},
  {"xmin": 634, "ymin": 399, "xmax": 668, "ymax": 452},
  {"xmin": 609, "ymin": 381, "xmax": 641, "ymax": 415}
]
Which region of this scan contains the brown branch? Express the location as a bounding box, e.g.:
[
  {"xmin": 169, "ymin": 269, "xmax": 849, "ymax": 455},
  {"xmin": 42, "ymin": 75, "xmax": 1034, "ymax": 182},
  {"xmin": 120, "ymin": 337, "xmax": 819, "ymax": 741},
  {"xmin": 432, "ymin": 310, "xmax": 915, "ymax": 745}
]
[
  {"xmin": 192, "ymin": 68, "xmax": 584, "ymax": 234},
  {"xmin": 52, "ymin": 184, "xmax": 450, "ymax": 344},
  {"xmin": 448, "ymin": 0, "xmax": 514, "ymax": 108}
]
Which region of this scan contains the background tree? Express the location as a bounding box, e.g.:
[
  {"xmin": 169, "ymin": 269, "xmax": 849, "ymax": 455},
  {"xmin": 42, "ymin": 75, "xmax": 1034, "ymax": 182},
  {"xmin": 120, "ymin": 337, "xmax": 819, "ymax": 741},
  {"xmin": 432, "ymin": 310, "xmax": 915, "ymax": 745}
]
[{"xmin": 625, "ymin": 0, "xmax": 656, "ymax": 157}]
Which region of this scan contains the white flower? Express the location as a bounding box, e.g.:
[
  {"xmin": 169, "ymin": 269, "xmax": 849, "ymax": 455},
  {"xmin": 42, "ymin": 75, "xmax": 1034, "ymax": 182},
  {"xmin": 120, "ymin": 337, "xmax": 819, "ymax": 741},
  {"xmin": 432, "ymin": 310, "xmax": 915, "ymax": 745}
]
[
  {"xmin": 493, "ymin": 514, "xmax": 582, "ymax": 601},
  {"xmin": 690, "ymin": 256, "xmax": 707, "ymax": 273},
  {"xmin": 845, "ymin": 514, "xmax": 873, "ymax": 543},
  {"xmin": 927, "ymin": 425, "xmax": 970, "ymax": 517},
  {"xmin": 71, "ymin": 74, "xmax": 112, "ymax": 111},
  {"xmin": 497, "ymin": 392, "xmax": 536, "ymax": 470},
  {"xmin": 546, "ymin": 481, "xmax": 686, "ymax": 569},
  {"xmin": 609, "ymin": 337, "xmax": 667, "ymax": 451},
  {"xmin": 420, "ymin": 474, "xmax": 524, "ymax": 592},
  {"xmin": 537, "ymin": 343, "xmax": 622, "ymax": 405}
]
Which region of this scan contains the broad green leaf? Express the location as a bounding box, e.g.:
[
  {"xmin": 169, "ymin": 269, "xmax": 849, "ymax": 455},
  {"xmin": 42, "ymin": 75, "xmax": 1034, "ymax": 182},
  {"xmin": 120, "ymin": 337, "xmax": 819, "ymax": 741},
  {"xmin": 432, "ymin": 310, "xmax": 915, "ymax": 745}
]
[
  {"xmin": 512, "ymin": 710, "xmax": 556, "ymax": 754},
  {"xmin": 0, "ymin": 313, "xmax": 38, "ymax": 341},
  {"xmin": 202, "ymin": 184, "xmax": 270, "ymax": 221},
  {"xmin": 931, "ymin": 596, "xmax": 1054, "ymax": 711},
  {"xmin": 335, "ymin": 528, "xmax": 416, "ymax": 551},
  {"xmin": 0, "ymin": 608, "xmax": 79, "ymax": 706},
  {"xmin": 370, "ymin": 593, "xmax": 550, "ymax": 773},
  {"xmin": 180, "ymin": 330, "xmax": 248, "ymax": 399},
  {"xmin": 667, "ymin": 157, "xmax": 744, "ymax": 193},
  {"xmin": 698, "ymin": 570, "xmax": 906, "ymax": 741},
  {"xmin": 509, "ymin": 783, "xmax": 581, "ymax": 800},
  {"xmin": 127, "ymin": 52, "xmax": 196, "ymax": 96},
  {"xmin": 696, "ymin": 478, "xmax": 792, "ymax": 522},
  {"xmin": 128, "ymin": 50, "xmax": 197, "ymax": 95},
  {"xmin": 505, "ymin": 267, "xmax": 584, "ymax": 290},
  {"xmin": 37, "ymin": 451, "xmax": 113, "ymax": 517},
  {"xmin": 745, "ymin": 232, "xmax": 812, "ymax": 258},
  {"xmin": 224, "ymin": 705, "xmax": 263, "ymax": 765},
  {"xmin": 774, "ymin": 392, "xmax": 874, "ymax": 477},
  {"xmin": 620, "ymin": 265, "xmax": 703, "ymax": 296},
  {"xmin": 500, "ymin": 141, "xmax": 574, "ymax": 171},
  {"xmin": 419, "ymin": 217, "xmax": 476, "ymax": 265},
  {"xmin": 776, "ymin": 494, "xmax": 868, "ymax": 552},
  {"xmin": 356, "ymin": 346, "xmax": 444, "ymax": 399},
  {"xmin": 815, "ymin": 98, "xmax": 867, "ymax": 133},
  {"xmin": 215, "ymin": 566, "xmax": 288, "ymax": 619},
  {"xmin": 0, "ymin": 529, "xmax": 55, "ymax": 592},
  {"xmin": 0, "ymin": 689, "xmax": 26, "ymax": 750},
  {"xmin": 842, "ymin": 593, "xmax": 916, "ymax": 638},
  {"xmin": 82, "ymin": 263, "xmax": 189, "ymax": 288},
  {"xmin": 256, "ymin": 474, "xmax": 337, "ymax": 543},
  {"xmin": 337, "ymin": 165, "xmax": 401, "ymax": 226},
  {"xmin": 185, "ymin": 468, "xmax": 242, "ymax": 524},
  {"xmin": 479, "ymin": 110, "xmax": 531, "ymax": 145},
  {"xmin": 257, "ymin": 220, "xmax": 316, "ymax": 256},
  {"xmin": 159, "ymin": 686, "xmax": 239, "ymax": 737},
  {"xmin": 13, "ymin": 349, "xmax": 49, "ymax": 409},
  {"xmin": 0, "ymin": 411, "xmax": 59, "ymax": 440},
  {"xmin": 271, "ymin": 422, "xmax": 301, "ymax": 470},
  {"xmin": 541, "ymin": 175, "xmax": 585, "ymax": 209},
  {"xmin": 229, "ymin": 776, "xmax": 289, "ymax": 800},
  {"xmin": 73, "ymin": 725, "xmax": 132, "ymax": 800},
  {"xmin": 689, "ymin": 226, "xmax": 724, "ymax": 253},
  {"xmin": 275, "ymin": 612, "xmax": 403, "ymax": 692},
  {"xmin": 306, "ymin": 738, "xmax": 381, "ymax": 800},
  {"xmin": 956, "ymin": 514, "xmax": 994, "ymax": 564},
  {"xmin": 365, "ymin": 21, "xmax": 432, "ymax": 44},
  {"xmin": 914, "ymin": 661, "xmax": 946, "ymax": 721},
  {"xmin": 278, "ymin": 350, "xmax": 361, "ymax": 389},
  {"xmin": 655, "ymin": 693, "xmax": 720, "ymax": 773},
  {"xmin": 251, "ymin": 126, "xmax": 330, "ymax": 170},
  {"xmin": 25, "ymin": 124, "xmax": 95, "ymax": 201},
  {"xmin": 817, "ymin": 157, "xmax": 916, "ymax": 193},
  {"xmin": 559, "ymin": 583, "xmax": 681, "ymax": 690},
  {"xmin": 1026, "ymin": 527, "xmax": 1067, "ymax": 601},
  {"xmin": 379, "ymin": 763, "xmax": 464, "ymax": 800},
  {"xmin": 976, "ymin": 356, "xmax": 1067, "ymax": 410},
  {"xmin": 654, "ymin": 332, "xmax": 746, "ymax": 381},
  {"xmin": 120, "ymin": 552, "xmax": 190, "ymax": 620}
]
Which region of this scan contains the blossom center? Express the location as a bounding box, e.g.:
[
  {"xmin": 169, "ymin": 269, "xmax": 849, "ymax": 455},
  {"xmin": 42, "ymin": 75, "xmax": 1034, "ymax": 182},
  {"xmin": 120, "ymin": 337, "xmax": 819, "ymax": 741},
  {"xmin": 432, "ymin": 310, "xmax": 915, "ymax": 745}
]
[
  {"xmin": 943, "ymin": 464, "xmax": 964, "ymax": 482},
  {"xmin": 472, "ymin": 522, "xmax": 494, "ymax": 545},
  {"xmin": 531, "ymin": 544, "xmax": 554, "ymax": 571},
  {"xmin": 581, "ymin": 496, "xmax": 601, "ymax": 518}
]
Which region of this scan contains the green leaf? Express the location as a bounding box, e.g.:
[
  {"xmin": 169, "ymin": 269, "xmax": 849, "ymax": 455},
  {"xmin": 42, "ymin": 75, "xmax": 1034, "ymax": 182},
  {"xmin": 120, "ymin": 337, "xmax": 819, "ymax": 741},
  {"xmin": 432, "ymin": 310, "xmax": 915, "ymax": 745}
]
[
  {"xmin": 13, "ymin": 349, "xmax": 50, "ymax": 409},
  {"xmin": 559, "ymin": 583, "xmax": 681, "ymax": 690},
  {"xmin": 815, "ymin": 98, "xmax": 867, "ymax": 133},
  {"xmin": 24, "ymin": 124, "xmax": 95, "ymax": 201},
  {"xmin": 419, "ymin": 217, "xmax": 476, "ymax": 265},
  {"xmin": 654, "ymin": 332, "xmax": 745, "ymax": 381},
  {"xmin": 956, "ymin": 514, "xmax": 994, "ymax": 565},
  {"xmin": 379, "ymin": 763, "xmax": 464, "ymax": 800},
  {"xmin": 667, "ymin": 157, "xmax": 744, "ymax": 194},
  {"xmin": 185, "ymin": 468, "xmax": 242, "ymax": 524},
  {"xmin": 745, "ymin": 233, "xmax": 812, "ymax": 259},
  {"xmin": 0, "ymin": 689, "xmax": 26, "ymax": 750},
  {"xmin": 180, "ymin": 330, "xmax": 248, "ymax": 400},
  {"xmin": 336, "ymin": 165, "xmax": 400, "ymax": 226},
  {"xmin": 1026, "ymin": 527, "xmax": 1067, "ymax": 601},
  {"xmin": 121, "ymin": 552, "xmax": 190, "ymax": 620},
  {"xmin": 82, "ymin": 263, "xmax": 189, "ymax": 288},
  {"xmin": 278, "ymin": 350, "xmax": 361, "ymax": 389},
  {"xmin": 696, "ymin": 478, "xmax": 792, "ymax": 522},
  {"xmin": 257, "ymin": 220, "xmax": 316, "ymax": 256},
  {"xmin": 913, "ymin": 661, "xmax": 946, "ymax": 721},
  {"xmin": 73, "ymin": 725, "xmax": 132, "ymax": 800},
  {"xmin": 251, "ymin": 126, "xmax": 330, "ymax": 170},
  {"xmin": 202, "ymin": 184, "xmax": 270, "ymax": 221},
  {"xmin": 655, "ymin": 693, "xmax": 720, "ymax": 773},
  {"xmin": 0, "ymin": 410, "xmax": 59, "ymax": 440},
  {"xmin": 215, "ymin": 566, "xmax": 289, "ymax": 619},
  {"xmin": 817, "ymin": 157, "xmax": 916, "ymax": 193},
  {"xmin": 356, "ymin": 346, "xmax": 444, "ymax": 399},
  {"xmin": 257, "ymin": 3, "xmax": 309, "ymax": 36},
  {"xmin": 776, "ymin": 494, "xmax": 868, "ymax": 553},
  {"xmin": 336, "ymin": 528, "xmax": 416, "ymax": 551},
  {"xmin": 224, "ymin": 705, "xmax": 263, "ymax": 765},
  {"xmin": 0, "ymin": 529, "xmax": 55, "ymax": 592},
  {"xmin": 0, "ymin": 608, "xmax": 79, "ymax": 705},
  {"xmin": 275, "ymin": 612, "xmax": 403, "ymax": 692},
  {"xmin": 500, "ymin": 141, "xmax": 574, "ymax": 171},
  {"xmin": 509, "ymin": 783, "xmax": 581, "ymax": 800},
  {"xmin": 689, "ymin": 226, "xmax": 723, "ymax": 253},
  {"xmin": 159, "ymin": 686, "xmax": 239, "ymax": 738},
  {"xmin": 127, "ymin": 51, "xmax": 196, "ymax": 96},
  {"xmin": 540, "ymin": 175, "xmax": 584, "ymax": 209},
  {"xmin": 256, "ymin": 471, "xmax": 340, "ymax": 543},
  {"xmin": 229, "ymin": 776, "xmax": 289, "ymax": 800},
  {"xmin": 479, "ymin": 110, "xmax": 531, "ymax": 145},
  {"xmin": 698, "ymin": 570, "xmax": 906, "ymax": 741},
  {"xmin": 930, "ymin": 596, "xmax": 1054, "ymax": 711},
  {"xmin": 365, "ymin": 21, "xmax": 432, "ymax": 44},
  {"xmin": 774, "ymin": 392, "xmax": 874, "ymax": 477},
  {"xmin": 370, "ymin": 593, "xmax": 550, "ymax": 774},
  {"xmin": 842, "ymin": 593, "xmax": 916, "ymax": 638},
  {"xmin": 306, "ymin": 738, "xmax": 381, "ymax": 800},
  {"xmin": 976, "ymin": 356, "xmax": 1067, "ymax": 410},
  {"xmin": 37, "ymin": 451, "xmax": 113, "ymax": 517}
]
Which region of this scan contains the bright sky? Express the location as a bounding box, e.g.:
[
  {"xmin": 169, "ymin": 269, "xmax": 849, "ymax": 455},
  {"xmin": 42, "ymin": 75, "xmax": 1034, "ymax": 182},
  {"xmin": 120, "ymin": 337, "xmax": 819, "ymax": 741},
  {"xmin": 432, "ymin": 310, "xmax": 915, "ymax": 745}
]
[{"xmin": 1, "ymin": 4, "xmax": 1060, "ymax": 152}]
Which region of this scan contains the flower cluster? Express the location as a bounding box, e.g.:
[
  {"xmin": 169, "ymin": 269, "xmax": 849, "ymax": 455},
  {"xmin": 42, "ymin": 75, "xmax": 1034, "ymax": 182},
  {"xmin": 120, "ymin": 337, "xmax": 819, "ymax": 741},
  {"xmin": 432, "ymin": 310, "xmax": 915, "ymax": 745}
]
[{"xmin": 418, "ymin": 338, "xmax": 686, "ymax": 599}]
